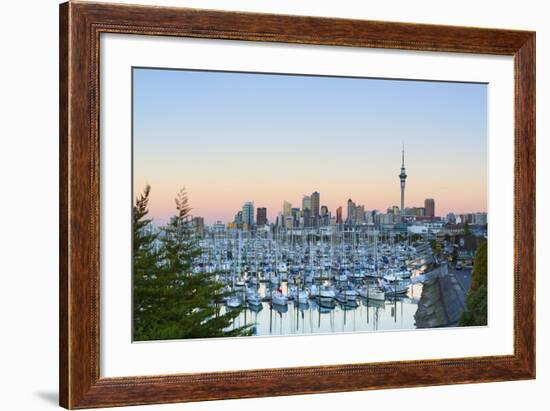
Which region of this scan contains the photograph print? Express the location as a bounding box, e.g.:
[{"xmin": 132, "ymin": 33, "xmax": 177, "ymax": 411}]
[{"xmin": 132, "ymin": 68, "xmax": 488, "ymax": 342}]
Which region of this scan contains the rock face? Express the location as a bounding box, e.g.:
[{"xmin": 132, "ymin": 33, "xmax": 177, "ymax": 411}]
[{"xmin": 414, "ymin": 266, "xmax": 467, "ymax": 328}]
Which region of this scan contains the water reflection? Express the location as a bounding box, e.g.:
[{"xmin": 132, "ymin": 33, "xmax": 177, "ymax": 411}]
[{"xmin": 223, "ymin": 282, "xmax": 423, "ymax": 337}]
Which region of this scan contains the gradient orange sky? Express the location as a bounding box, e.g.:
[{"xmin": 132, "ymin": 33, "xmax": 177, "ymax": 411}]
[{"xmin": 133, "ymin": 69, "xmax": 487, "ymax": 225}]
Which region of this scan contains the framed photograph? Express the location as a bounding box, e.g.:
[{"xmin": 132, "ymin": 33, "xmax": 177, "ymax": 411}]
[{"xmin": 59, "ymin": 1, "xmax": 535, "ymax": 408}]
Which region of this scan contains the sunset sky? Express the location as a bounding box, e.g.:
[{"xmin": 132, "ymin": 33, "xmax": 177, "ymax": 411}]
[{"xmin": 133, "ymin": 68, "xmax": 487, "ymax": 225}]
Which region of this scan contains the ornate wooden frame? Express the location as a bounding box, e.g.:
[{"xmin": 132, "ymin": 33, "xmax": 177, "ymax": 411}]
[{"xmin": 59, "ymin": 1, "xmax": 535, "ymax": 408}]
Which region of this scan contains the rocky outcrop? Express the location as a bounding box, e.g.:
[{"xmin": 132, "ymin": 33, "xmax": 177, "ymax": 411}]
[{"xmin": 414, "ymin": 266, "xmax": 467, "ymax": 328}]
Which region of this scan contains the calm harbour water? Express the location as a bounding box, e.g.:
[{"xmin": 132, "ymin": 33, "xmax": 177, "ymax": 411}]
[{"xmin": 221, "ymin": 282, "xmax": 423, "ymax": 337}]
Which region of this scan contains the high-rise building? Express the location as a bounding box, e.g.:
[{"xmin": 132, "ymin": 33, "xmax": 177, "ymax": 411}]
[
  {"xmin": 283, "ymin": 201, "xmax": 292, "ymax": 217},
  {"xmin": 282, "ymin": 202, "xmax": 293, "ymax": 227},
  {"xmin": 446, "ymin": 213, "xmax": 457, "ymax": 224},
  {"xmin": 234, "ymin": 211, "xmax": 243, "ymax": 225},
  {"xmin": 474, "ymin": 212, "xmax": 488, "ymax": 225},
  {"xmin": 284, "ymin": 215, "xmax": 294, "ymax": 228},
  {"xmin": 213, "ymin": 220, "xmax": 226, "ymax": 232},
  {"xmin": 336, "ymin": 206, "xmax": 343, "ymax": 224},
  {"xmin": 302, "ymin": 208, "xmax": 311, "ymax": 228},
  {"xmin": 191, "ymin": 217, "xmax": 205, "ymax": 238},
  {"xmin": 347, "ymin": 198, "xmax": 356, "ymax": 223},
  {"xmin": 399, "ymin": 146, "xmax": 407, "ymax": 214},
  {"xmin": 291, "ymin": 208, "xmax": 300, "ymax": 228},
  {"xmin": 320, "ymin": 205, "xmax": 329, "ymax": 226},
  {"xmin": 242, "ymin": 201, "xmax": 254, "ymax": 227},
  {"xmin": 310, "ymin": 191, "xmax": 320, "ymax": 226},
  {"xmin": 355, "ymin": 205, "xmax": 365, "ymax": 224},
  {"xmin": 410, "ymin": 207, "xmax": 425, "ymax": 217},
  {"xmin": 424, "ymin": 198, "xmax": 435, "ymax": 218},
  {"xmin": 256, "ymin": 207, "xmax": 267, "ymax": 226},
  {"xmin": 302, "ymin": 195, "xmax": 311, "ymax": 212}
]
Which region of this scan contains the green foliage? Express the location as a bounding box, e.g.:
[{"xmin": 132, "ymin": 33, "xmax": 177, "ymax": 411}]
[
  {"xmin": 459, "ymin": 285, "xmax": 487, "ymax": 326},
  {"xmin": 470, "ymin": 240, "xmax": 488, "ymax": 290},
  {"xmin": 459, "ymin": 240, "xmax": 488, "ymax": 326},
  {"xmin": 464, "ymin": 221, "xmax": 471, "ymax": 236},
  {"xmin": 430, "ymin": 239, "xmax": 442, "ymax": 254},
  {"xmin": 133, "ymin": 186, "xmax": 251, "ymax": 341},
  {"xmin": 133, "ymin": 185, "xmax": 162, "ymax": 337}
]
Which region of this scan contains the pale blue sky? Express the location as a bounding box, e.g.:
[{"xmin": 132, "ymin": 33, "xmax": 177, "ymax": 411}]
[{"xmin": 133, "ymin": 68, "xmax": 487, "ymax": 224}]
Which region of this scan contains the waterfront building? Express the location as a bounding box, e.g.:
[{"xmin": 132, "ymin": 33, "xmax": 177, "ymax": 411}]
[
  {"xmin": 425, "ymin": 198, "xmax": 435, "ymax": 218},
  {"xmin": 399, "ymin": 146, "xmax": 407, "ymax": 214},
  {"xmin": 441, "ymin": 223, "xmax": 467, "ymax": 235},
  {"xmin": 242, "ymin": 201, "xmax": 254, "ymax": 227},
  {"xmin": 408, "ymin": 224, "xmax": 428, "ymax": 235},
  {"xmin": 256, "ymin": 207, "xmax": 267, "ymax": 226}
]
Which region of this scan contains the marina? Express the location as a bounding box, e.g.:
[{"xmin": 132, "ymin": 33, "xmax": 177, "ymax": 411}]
[{"xmin": 192, "ymin": 228, "xmax": 444, "ymax": 336}]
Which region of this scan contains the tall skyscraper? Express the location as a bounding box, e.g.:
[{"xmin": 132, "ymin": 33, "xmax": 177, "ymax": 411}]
[
  {"xmin": 256, "ymin": 207, "xmax": 267, "ymax": 226},
  {"xmin": 355, "ymin": 205, "xmax": 365, "ymax": 224},
  {"xmin": 242, "ymin": 201, "xmax": 254, "ymax": 227},
  {"xmin": 234, "ymin": 211, "xmax": 243, "ymax": 225},
  {"xmin": 282, "ymin": 201, "xmax": 292, "ymax": 228},
  {"xmin": 310, "ymin": 191, "xmax": 320, "ymax": 226},
  {"xmin": 399, "ymin": 145, "xmax": 407, "ymax": 214},
  {"xmin": 283, "ymin": 201, "xmax": 292, "ymax": 217},
  {"xmin": 424, "ymin": 198, "xmax": 435, "ymax": 218},
  {"xmin": 320, "ymin": 205, "xmax": 329, "ymax": 226},
  {"xmin": 302, "ymin": 208, "xmax": 311, "ymax": 228},
  {"xmin": 302, "ymin": 195, "xmax": 311, "ymax": 212},
  {"xmin": 336, "ymin": 206, "xmax": 343, "ymax": 224},
  {"xmin": 347, "ymin": 198, "xmax": 356, "ymax": 223}
]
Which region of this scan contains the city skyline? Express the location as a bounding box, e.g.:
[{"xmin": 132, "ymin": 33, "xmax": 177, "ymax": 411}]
[
  {"xmin": 223, "ymin": 192, "xmax": 486, "ymax": 228},
  {"xmin": 133, "ymin": 68, "xmax": 487, "ymax": 225}
]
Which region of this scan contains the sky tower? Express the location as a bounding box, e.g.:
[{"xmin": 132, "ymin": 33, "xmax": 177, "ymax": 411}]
[{"xmin": 399, "ymin": 145, "xmax": 407, "ymax": 214}]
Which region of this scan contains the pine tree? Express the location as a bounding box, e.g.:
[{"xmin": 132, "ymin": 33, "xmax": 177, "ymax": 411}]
[
  {"xmin": 134, "ymin": 186, "xmax": 251, "ymax": 341},
  {"xmin": 133, "ymin": 185, "xmax": 162, "ymax": 340}
]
